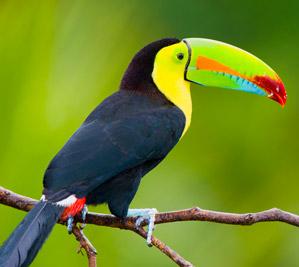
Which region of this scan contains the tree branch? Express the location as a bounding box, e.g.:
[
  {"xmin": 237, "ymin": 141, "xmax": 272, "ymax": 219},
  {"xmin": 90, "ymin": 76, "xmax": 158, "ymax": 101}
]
[
  {"xmin": 72, "ymin": 225, "xmax": 97, "ymax": 267},
  {"xmin": 1, "ymin": 186, "xmax": 299, "ymax": 266}
]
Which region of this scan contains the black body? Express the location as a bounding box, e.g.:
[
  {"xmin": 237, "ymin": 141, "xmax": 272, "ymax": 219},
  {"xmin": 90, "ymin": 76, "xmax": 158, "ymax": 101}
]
[
  {"xmin": 0, "ymin": 38, "xmax": 183, "ymax": 266},
  {"xmin": 44, "ymin": 87, "xmax": 185, "ymax": 217}
]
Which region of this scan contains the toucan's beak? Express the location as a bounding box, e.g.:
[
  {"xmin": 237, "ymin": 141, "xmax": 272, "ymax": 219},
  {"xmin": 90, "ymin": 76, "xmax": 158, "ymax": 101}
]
[{"xmin": 184, "ymin": 38, "xmax": 287, "ymax": 106}]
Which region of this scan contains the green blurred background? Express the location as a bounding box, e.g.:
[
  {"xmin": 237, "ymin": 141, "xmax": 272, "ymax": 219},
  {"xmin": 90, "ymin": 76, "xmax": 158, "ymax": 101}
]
[{"xmin": 0, "ymin": 0, "xmax": 298, "ymax": 266}]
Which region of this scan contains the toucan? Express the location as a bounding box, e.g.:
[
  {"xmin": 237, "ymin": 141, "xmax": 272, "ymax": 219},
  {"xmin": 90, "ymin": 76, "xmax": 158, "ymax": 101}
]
[{"xmin": 0, "ymin": 38, "xmax": 286, "ymax": 267}]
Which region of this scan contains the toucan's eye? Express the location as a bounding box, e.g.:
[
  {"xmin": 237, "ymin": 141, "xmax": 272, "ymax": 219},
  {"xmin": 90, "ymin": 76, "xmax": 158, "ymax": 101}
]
[{"xmin": 176, "ymin": 53, "xmax": 184, "ymax": 60}]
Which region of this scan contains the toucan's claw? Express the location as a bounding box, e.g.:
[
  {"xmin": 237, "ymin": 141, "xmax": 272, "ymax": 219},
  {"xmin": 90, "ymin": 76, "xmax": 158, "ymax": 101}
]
[
  {"xmin": 81, "ymin": 205, "xmax": 88, "ymax": 229},
  {"xmin": 67, "ymin": 216, "xmax": 74, "ymax": 234},
  {"xmin": 127, "ymin": 208, "xmax": 158, "ymax": 246}
]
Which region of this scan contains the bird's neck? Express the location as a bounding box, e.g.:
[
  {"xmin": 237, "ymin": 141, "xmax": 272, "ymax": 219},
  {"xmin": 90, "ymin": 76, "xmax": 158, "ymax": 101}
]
[
  {"xmin": 120, "ymin": 69, "xmax": 192, "ymax": 137},
  {"xmin": 119, "ymin": 61, "xmax": 175, "ymax": 105},
  {"xmin": 152, "ymin": 68, "xmax": 192, "ymax": 137}
]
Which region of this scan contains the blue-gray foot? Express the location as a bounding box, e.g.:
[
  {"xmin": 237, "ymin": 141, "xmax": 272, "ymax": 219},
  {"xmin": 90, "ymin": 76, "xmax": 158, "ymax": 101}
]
[
  {"xmin": 127, "ymin": 208, "xmax": 158, "ymax": 246},
  {"xmin": 67, "ymin": 216, "xmax": 74, "ymax": 234},
  {"xmin": 81, "ymin": 204, "xmax": 88, "ymax": 228}
]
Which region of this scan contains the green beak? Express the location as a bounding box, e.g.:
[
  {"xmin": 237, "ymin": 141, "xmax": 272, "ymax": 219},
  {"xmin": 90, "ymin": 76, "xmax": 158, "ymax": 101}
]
[{"xmin": 183, "ymin": 38, "xmax": 287, "ymax": 106}]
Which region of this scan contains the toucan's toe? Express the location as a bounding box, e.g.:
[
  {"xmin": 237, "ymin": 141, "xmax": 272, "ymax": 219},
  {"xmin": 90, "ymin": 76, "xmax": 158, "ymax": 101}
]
[
  {"xmin": 67, "ymin": 216, "xmax": 74, "ymax": 234},
  {"xmin": 81, "ymin": 204, "xmax": 88, "ymax": 229},
  {"xmin": 127, "ymin": 208, "xmax": 158, "ymax": 246}
]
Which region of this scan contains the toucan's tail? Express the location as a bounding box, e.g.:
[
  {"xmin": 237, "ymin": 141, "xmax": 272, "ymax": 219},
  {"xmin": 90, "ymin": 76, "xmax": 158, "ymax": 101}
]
[{"xmin": 0, "ymin": 201, "xmax": 64, "ymax": 267}]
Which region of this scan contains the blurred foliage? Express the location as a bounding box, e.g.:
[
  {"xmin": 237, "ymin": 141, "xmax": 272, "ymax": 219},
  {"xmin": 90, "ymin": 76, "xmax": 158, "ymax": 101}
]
[{"xmin": 0, "ymin": 0, "xmax": 298, "ymax": 266}]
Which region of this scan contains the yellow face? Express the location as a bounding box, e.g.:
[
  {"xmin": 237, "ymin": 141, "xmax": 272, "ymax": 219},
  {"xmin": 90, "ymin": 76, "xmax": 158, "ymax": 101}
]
[{"xmin": 152, "ymin": 41, "xmax": 192, "ymax": 136}]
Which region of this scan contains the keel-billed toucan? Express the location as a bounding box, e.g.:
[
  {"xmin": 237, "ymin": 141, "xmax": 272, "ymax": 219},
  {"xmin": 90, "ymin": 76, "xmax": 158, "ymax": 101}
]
[{"xmin": 0, "ymin": 38, "xmax": 286, "ymax": 267}]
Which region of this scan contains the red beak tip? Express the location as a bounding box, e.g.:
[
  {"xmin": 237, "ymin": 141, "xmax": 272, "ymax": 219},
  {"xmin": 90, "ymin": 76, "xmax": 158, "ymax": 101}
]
[
  {"xmin": 253, "ymin": 75, "xmax": 287, "ymax": 107},
  {"xmin": 268, "ymin": 91, "xmax": 287, "ymax": 107}
]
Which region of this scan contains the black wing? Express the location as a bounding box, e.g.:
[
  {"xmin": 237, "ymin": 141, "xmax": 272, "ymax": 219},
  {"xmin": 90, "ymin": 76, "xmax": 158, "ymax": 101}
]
[{"xmin": 43, "ymin": 95, "xmax": 185, "ymax": 201}]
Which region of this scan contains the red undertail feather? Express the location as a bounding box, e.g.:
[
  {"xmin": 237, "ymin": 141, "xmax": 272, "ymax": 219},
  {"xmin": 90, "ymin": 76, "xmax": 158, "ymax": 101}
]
[{"xmin": 61, "ymin": 197, "xmax": 86, "ymax": 220}]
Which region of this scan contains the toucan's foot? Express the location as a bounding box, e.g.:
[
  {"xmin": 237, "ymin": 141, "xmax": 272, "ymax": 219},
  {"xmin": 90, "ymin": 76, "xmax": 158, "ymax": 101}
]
[
  {"xmin": 127, "ymin": 208, "xmax": 158, "ymax": 246},
  {"xmin": 81, "ymin": 205, "xmax": 88, "ymax": 229},
  {"xmin": 67, "ymin": 216, "xmax": 74, "ymax": 234}
]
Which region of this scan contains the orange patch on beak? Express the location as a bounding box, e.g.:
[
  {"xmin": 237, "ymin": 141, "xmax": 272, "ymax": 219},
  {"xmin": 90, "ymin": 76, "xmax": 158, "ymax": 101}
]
[{"xmin": 196, "ymin": 56, "xmax": 247, "ymax": 80}]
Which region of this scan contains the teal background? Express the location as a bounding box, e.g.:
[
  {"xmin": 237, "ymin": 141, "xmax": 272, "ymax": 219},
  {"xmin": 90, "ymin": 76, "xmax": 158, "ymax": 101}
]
[{"xmin": 0, "ymin": 1, "xmax": 298, "ymax": 266}]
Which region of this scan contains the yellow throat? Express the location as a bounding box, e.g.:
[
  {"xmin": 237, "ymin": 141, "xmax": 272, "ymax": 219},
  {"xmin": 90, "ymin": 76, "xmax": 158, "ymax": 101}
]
[{"xmin": 152, "ymin": 41, "xmax": 192, "ymax": 137}]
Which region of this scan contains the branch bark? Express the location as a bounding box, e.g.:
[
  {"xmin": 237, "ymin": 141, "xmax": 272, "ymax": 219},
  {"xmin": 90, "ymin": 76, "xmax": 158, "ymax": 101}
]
[
  {"xmin": 1, "ymin": 186, "xmax": 299, "ymax": 266},
  {"xmin": 72, "ymin": 225, "xmax": 97, "ymax": 267}
]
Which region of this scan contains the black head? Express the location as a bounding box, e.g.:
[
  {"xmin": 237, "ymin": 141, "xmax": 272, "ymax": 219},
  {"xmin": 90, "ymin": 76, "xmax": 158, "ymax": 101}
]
[{"xmin": 120, "ymin": 38, "xmax": 180, "ymax": 92}]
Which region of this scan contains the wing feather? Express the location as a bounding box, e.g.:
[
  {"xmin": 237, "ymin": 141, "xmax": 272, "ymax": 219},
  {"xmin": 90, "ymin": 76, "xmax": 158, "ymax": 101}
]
[{"xmin": 43, "ymin": 109, "xmax": 183, "ymax": 201}]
